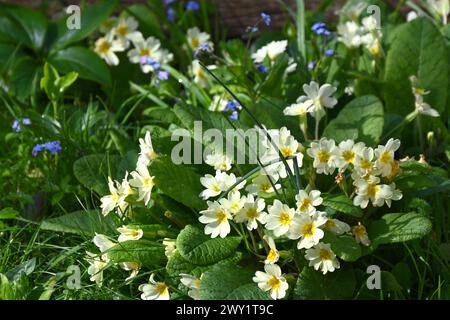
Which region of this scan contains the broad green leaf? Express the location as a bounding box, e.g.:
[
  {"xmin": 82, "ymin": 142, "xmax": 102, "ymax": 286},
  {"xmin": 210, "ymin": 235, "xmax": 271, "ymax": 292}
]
[
  {"xmin": 176, "ymin": 225, "xmax": 241, "ymax": 265},
  {"xmin": 40, "ymin": 210, "xmax": 116, "ymax": 236},
  {"xmin": 0, "ymin": 207, "xmax": 18, "ymax": 220},
  {"xmin": 166, "ymin": 251, "xmax": 197, "ymax": 277},
  {"xmin": 322, "ymin": 194, "xmax": 362, "ymax": 217},
  {"xmin": 166, "ymin": 250, "xmax": 242, "ymax": 278},
  {"xmin": 0, "ymin": 16, "xmax": 28, "ymax": 44},
  {"xmin": 52, "ymin": 0, "xmax": 118, "ymax": 49},
  {"xmin": 9, "ymin": 57, "xmax": 41, "ymax": 101},
  {"xmin": 199, "ymin": 263, "xmax": 271, "ymax": 300},
  {"xmin": 106, "ymin": 240, "xmax": 166, "ymax": 267},
  {"xmin": 73, "ymin": 154, "xmax": 121, "ymax": 195},
  {"xmin": 385, "ymin": 18, "xmax": 450, "ymax": 117},
  {"xmin": 293, "ymin": 266, "xmax": 356, "ymax": 299},
  {"xmin": 323, "ymin": 233, "xmax": 362, "ymax": 262},
  {"xmin": 48, "ymin": 47, "xmax": 111, "ymax": 86},
  {"xmin": 0, "ymin": 4, "xmax": 47, "ymax": 49},
  {"xmin": 368, "ymin": 212, "xmax": 432, "ymax": 246},
  {"xmin": 149, "ymin": 156, "xmax": 205, "ymax": 210},
  {"xmin": 0, "ymin": 43, "xmax": 23, "ymax": 72},
  {"xmin": 323, "ymin": 95, "xmax": 384, "ymax": 146}
]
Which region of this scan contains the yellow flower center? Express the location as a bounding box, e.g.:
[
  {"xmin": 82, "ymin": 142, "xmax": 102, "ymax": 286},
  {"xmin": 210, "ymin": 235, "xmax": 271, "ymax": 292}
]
[
  {"xmin": 98, "ymin": 39, "xmax": 111, "ymax": 54},
  {"xmin": 319, "ymin": 248, "xmax": 332, "ymax": 260},
  {"xmin": 380, "ymin": 151, "xmax": 392, "ymax": 164},
  {"xmin": 116, "ymin": 24, "xmax": 129, "ymax": 37},
  {"xmin": 360, "ymin": 159, "xmax": 373, "ymax": 170},
  {"xmin": 414, "ymin": 88, "xmax": 426, "ymax": 95},
  {"xmin": 140, "ymin": 48, "xmax": 151, "ymax": 57},
  {"xmin": 230, "ymin": 202, "xmax": 241, "ymax": 212},
  {"xmin": 246, "ymin": 207, "xmax": 258, "ymax": 219},
  {"xmin": 260, "ymin": 183, "xmax": 271, "ymax": 192},
  {"xmin": 266, "ymin": 249, "xmax": 278, "ymax": 262},
  {"xmin": 325, "ymin": 220, "xmax": 336, "ymax": 229},
  {"xmin": 317, "ymin": 150, "xmax": 330, "ymax": 163},
  {"xmin": 144, "ymin": 177, "xmax": 154, "ymax": 188},
  {"xmin": 298, "ymin": 198, "xmax": 312, "ymax": 212},
  {"xmin": 369, "ymin": 44, "xmax": 379, "ymax": 56},
  {"xmin": 367, "ymin": 183, "xmax": 380, "ymax": 198},
  {"xmin": 196, "ymin": 68, "xmax": 206, "ymax": 81},
  {"xmin": 280, "ymin": 147, "xmax": 294, "ymax": 157},
  {"xmin": 342, "ymin": 150, "xmax": 355, "ymax": 163},
  {"xmin": 353, "ymin": 225, "xmax": 367, "ymax": 238},
  {"xmin": 130, "ymin": 230, "xmax": 141, "ymax": 238},
  {"xmin": 147, "ymin": 150, "xmax": 158, "ymax": 160},
  {"xmin": 267, "ymin": 276, "xmax": 281, "ymax": 290},
  {"xmin": 278, "ymin": 212, "xmax": 292, "ymax": 225},
  {"xmin": 191, "ymin": 37, "xmax": 200, "ymax": 48},
  {"xmin": 111, "ymin": 192, "xmax": 119, "ymax": 202},
  {"xmin": 216, "ymin": 210, "xmax": 228, "ymax": 223},
  {"xmin": 212, "ymin": 183, "xmax": 220, "ymax": 193},
  {"xmin": 155, "ymin": 282, "xmax": 168, "ymax": 295},
  {"xmin": 301, "ymin": 223, "xmax": 314, "ymax": 238}
]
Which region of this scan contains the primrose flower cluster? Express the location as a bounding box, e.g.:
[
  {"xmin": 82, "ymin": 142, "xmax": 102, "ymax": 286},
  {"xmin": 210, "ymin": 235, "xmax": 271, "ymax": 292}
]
[
  {"xmin": 195, "ymin": 122, "xmax": 403, "ymax": 299},
  {"xmin": 94, "ymin": 15, "xmax": 173, "ymax": 78},
  {"xmin": 337, "ymin": 14, "xmax": 383, "ymax": 56}
]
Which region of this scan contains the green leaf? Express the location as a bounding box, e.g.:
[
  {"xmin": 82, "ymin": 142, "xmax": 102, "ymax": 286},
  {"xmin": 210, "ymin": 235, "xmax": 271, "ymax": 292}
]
[
  {"xmin": 9, "ymin": 57, "xmax": 41, "ymax": 101},
  {"xmin": 323, "ymin": 233, "xmax": 362, "ymax": 262},
  {"xmin": 106, "ymin": 240, "xmax": 166, "ymax": 267},
  {"xmin": 323, "ymin": 95, "xmax": 384, "ymax": 146},
  {"xmin": 322, "ymin": 194, "xmax": 362, "ymax": 217},
  {"xmin": 0, "ymin": 207, "xmax": 18, "ymax": 220},
  {"xmin": 48, "ymin": 46, "xmax": 111, "ymax": 86},
  {"xmin": 149, "ymin": 156, "xmax": 205, "ymax": 210},
  {"xmin": 199, "ymin": 263, "xmax": 271, "ymax": 300},
  {"xmin": 368, "ymin": 212, "xmax": 432, "ymax": 246},
  {"xmin": 0, "ymin": 16, "xmax": 28, "ymax": 44},
  {"xmin": 73, "ymin": 154, "xmax": 121, "ymax": 195},
  {"xmin": 176, "ymin": 225, "xmax": 241, "ymax": 266},
  {"xmin": 0, "ymin": 4, "xmax": 48, "ymax": 49},
  {"xmin": 166, "ymin": 251, "xmax": 197, "ymax": 277},
  {"xmin": 385, "ymin": 18, "xmax": 450, "ymax": 117},
  {"xmin": 293, "ymin": 267, "xmax": 356, "ymax": 299},
  {"xmin": 126, "ymin": 4, "xmax": 164, "ymax": 39},
  {"xmin": 40, "ymin": 62, "xmax": 60, "ymax": 101},
  {"xmin": 0, "ymin": 43, "xmax": 23, "ymax": 72},
  {"xmin": 52, "ymin": 0, "xmax": 118, "ymax": 49},
  {"xmin": 40, "ymin": 210, "xmax": 117, "ymax": 237}
]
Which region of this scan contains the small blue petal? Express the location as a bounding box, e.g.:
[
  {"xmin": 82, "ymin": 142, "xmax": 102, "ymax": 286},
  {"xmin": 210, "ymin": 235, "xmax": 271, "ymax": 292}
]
[
  {"xmin": 22, "ymin": 118, "xmax": 31, "ymax": 125},
  {"xmin": 261, "ymin": 12, "xmax": 271, "ymax": 26},
  {"xmin": 229, "ymin": 111, "xmax": 239, "ymax": 120},
  {"xmin": 157, "ymin": 71, "xmax": 169, "ymax": 80},
  {"xmin": 166, "ymin": 8, "xmax": 176, "ymax": 21},
  {"xmin": 308, "ymin": 61, "xmax": 316, "ymax": 70},
  {"xmin": 185, "ymin": 1, "xmax": 200, "ymax": 11},
  {"xmin": 325, "ymin": 49, "xmax": 334, "ymax": 56},
  {"xmin": 12, "ymin": 120, "xmax": 21, "ymax": 133},
  {"xmin": 256, "ymin": 64, "xmax": 269, "ymax": 73}
]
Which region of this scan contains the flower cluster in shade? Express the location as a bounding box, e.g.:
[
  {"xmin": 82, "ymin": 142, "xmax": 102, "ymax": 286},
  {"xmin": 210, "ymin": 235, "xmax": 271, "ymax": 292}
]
[
  {"xmin": 311, "ymin": 22, "xmax": 331, "ymax": 36},
  {"xmin": 223, "ymin": 100, "xmax": 240, "ymax": 120},
  {"xmin": 12, "ymin": 118, "xmax": 31, "ymax": 133},
  {"xmin": 32, "ymin": 140, "xmax": 62, "ymax": 157}
]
